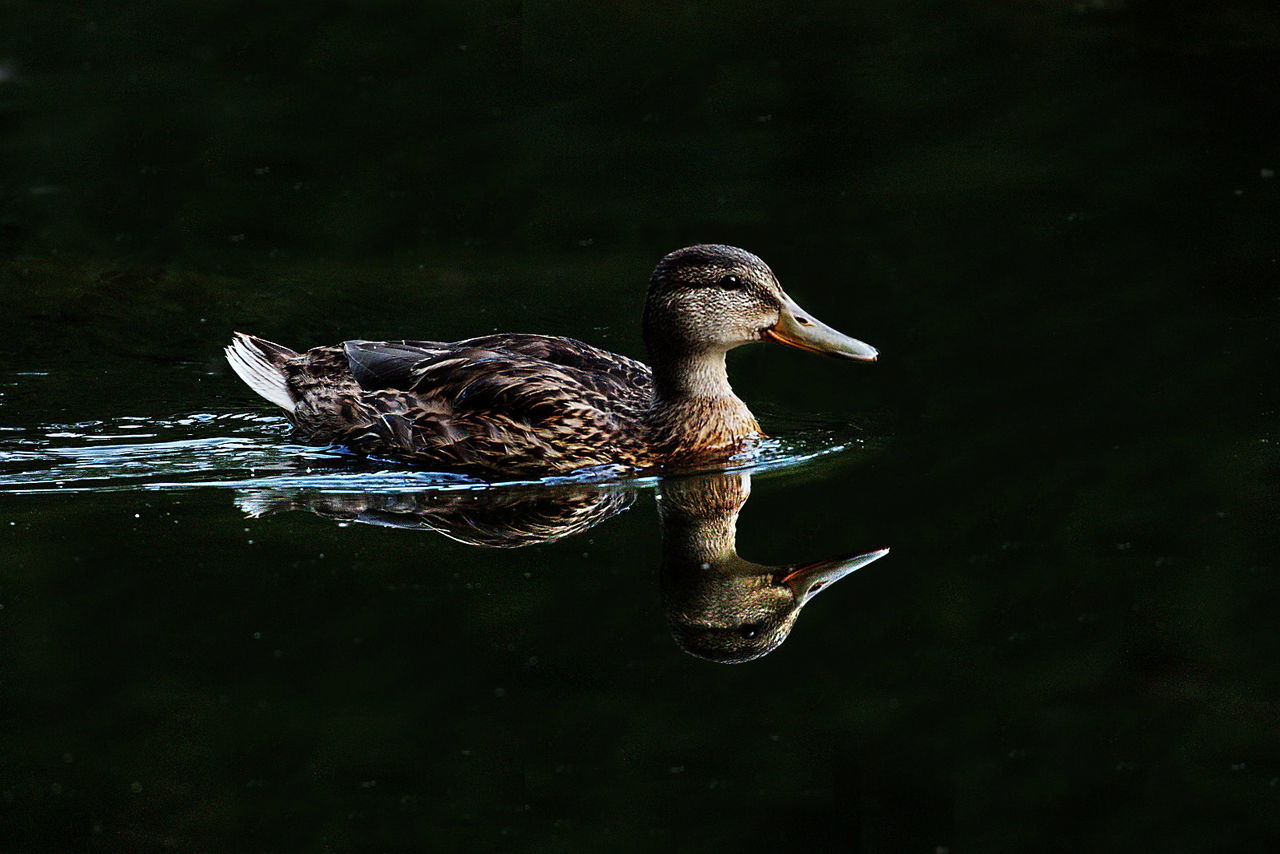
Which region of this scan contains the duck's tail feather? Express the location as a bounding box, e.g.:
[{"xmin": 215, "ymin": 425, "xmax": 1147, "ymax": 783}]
[{"xmin": 224, "ymin": 332, "xmax": 298, "ymax": 412}]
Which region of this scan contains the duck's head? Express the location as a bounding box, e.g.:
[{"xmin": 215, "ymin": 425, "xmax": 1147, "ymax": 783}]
[{"xmin": 642, "ymin": 244, "xmax": 879, "ymax": 363}]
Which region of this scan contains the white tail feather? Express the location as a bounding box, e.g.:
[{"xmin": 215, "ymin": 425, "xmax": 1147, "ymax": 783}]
[{"xmin": 224, "ymin": 333, "xmax": 296, "ymax": 412}]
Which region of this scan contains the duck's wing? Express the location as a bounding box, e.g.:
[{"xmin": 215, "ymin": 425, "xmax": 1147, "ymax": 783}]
[
  {"xmin": 454, "ymin": 334, "xmax": 653, "ymax": 396},
  {"xmin": 343, "ymin": 340, "xmax": 450, "ymax": 390},
  {"xmin": 343, "ymin": 334, "xmax": 652, "ymax": 406},
  {"xmin": 307, "ymin": 337, "xmax": 654, "ymax": 474}
]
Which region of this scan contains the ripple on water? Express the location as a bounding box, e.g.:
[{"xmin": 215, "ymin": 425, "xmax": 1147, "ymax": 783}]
[{"xmin": 0, "ymin": 410, "xmax": 868, "ymax": 496}]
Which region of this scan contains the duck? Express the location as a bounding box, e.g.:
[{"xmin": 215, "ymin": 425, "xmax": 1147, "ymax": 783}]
[{"xmin": 224, "ymin": 244, "xmax": 877, "ymax": 476}]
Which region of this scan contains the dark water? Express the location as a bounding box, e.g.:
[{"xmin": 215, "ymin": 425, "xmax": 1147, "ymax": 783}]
[{"xmin": 3, "ymin": 2, "xmax": 1279, "ymax": 851}]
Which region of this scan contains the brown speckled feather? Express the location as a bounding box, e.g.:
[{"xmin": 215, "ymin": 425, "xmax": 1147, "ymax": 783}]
[{"xmin": 283, "ymin": 334, "xmax": 656, "ymax": 476}]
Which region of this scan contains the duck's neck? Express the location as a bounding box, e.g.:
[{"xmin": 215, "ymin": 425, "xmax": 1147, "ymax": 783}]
[
  {"xmin": 651, "ymin": 349, "xmax": 734, "ymax": 400},
  {"xmin": 646, "ymin": 350, "xmax": 763, "ymax": 461}
]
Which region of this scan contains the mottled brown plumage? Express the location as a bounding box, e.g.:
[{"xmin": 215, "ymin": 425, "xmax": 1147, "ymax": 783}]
[{"xmin": 225, "ymin": 245, "xmax": 878, "ymax": 477}]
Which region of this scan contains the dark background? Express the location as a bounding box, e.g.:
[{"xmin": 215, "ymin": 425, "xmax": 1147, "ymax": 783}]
[{"xmin": 1, "ymin": 1, "xmax": 1278, "ymax": 851}]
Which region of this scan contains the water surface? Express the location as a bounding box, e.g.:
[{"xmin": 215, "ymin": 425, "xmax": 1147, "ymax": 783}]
[{"xmin": 2, "ymin": 1, "xmax": 1278, "ymax": 851}]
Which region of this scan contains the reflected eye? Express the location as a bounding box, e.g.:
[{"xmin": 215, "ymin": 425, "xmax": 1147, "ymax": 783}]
[
  {"xmin": 736, "ymin": 622, "xmax": 764, "ymax": 639},
  {"xmin": 718, "ymin": 274, "xmax": 745, "ymax": 290}
]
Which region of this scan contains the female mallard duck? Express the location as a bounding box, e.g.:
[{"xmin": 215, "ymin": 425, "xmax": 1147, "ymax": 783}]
[{"xmin": 225, "ymin": 244, "xmax": 877, "ymax": 476}]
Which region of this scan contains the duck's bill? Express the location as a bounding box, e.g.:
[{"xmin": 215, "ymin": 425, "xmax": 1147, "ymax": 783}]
[
  {"xmin": 764, "ymin": 296, "xmax": 879, "ymax": 362},
  {"xmin": 780, "ymin": 547, "xmax": 890, "ymax": 604}
]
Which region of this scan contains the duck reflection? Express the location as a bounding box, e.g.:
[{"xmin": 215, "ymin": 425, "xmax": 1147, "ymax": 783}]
[
  {"xmin": 236, "ymin": 470, "xmax": 886, "ymax": 661},
  {"xmin": 235, "ymin": 485, "xmax": 634, "ymax": 547},
  {"xmin": 657, "ymin": 472, "xmax": 887, "ymax": 663}
]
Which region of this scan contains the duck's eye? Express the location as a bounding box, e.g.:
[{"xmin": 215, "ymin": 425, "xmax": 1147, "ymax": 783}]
[
  {"xmin": 736, "ymin": 622, "xmax": 764, "ymax": 639},
  {"xmin": 718, "ymin": 274, "xmax": 745, "ymax": 290}
]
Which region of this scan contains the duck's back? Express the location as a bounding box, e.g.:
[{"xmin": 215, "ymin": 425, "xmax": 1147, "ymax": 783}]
[{"xmin": 228, "ymin": 332, "xmax": 655, "ymax": 475}]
